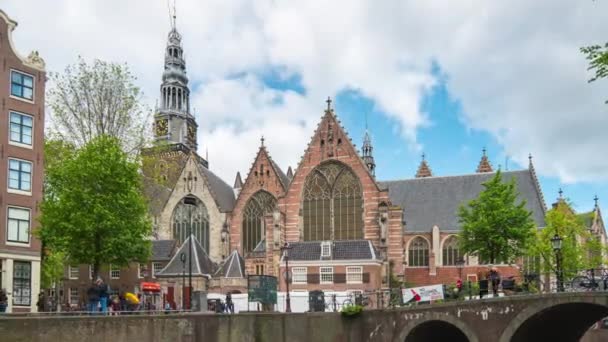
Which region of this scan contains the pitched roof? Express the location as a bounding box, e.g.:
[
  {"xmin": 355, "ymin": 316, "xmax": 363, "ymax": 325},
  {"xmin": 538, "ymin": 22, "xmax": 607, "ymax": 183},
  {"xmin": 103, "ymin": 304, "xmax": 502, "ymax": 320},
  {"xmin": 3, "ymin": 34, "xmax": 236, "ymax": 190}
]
[
  {"xmin": 198, "ymin": 163, "xmax": 236, "ymax": 212},
  {"xmin": 151, "ymin": 240, "xmax": 177, "ymax": 261},
  {"xmin": 214, "ymin": 250, "xmax": 245, "ymax": 278},
  {"xmin": 142, "ymin": 177, "xmax": 173, "ymax": 216},
  {"xmin": 270, "ymin": 158, "xmax": 290, "ymax": 189},
  {"xmin": 155, "ymin": 235, "xmax": 216, "ymax": 278},
  {"xmin": 283, "ymin": 240, "xmax": 378, "ymax": 261},
  {"xmin": 415, "ymin": 159, "xmax": 433, "ymax": 178},
  {"xmin": 379, "ymin": 169, "xmax": 546, "ymax": 232},
  {"xmin": 233, "ymin": 171, "xmax": 243, "ymax": 189}
]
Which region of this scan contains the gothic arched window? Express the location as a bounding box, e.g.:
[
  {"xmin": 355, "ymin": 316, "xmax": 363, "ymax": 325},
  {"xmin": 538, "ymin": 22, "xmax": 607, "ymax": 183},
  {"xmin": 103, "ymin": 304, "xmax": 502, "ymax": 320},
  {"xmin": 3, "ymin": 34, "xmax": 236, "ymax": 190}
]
[
  {"xmin": 242, "ymin": 191, "xmax": 277, "ymax": 253},
  {"xmin": 302, "ymin": 162, "xmax": 363, "ymax": 241},
  {"xmin": 442, "ymin": 236, "xmax": 461, "ymax": 266},
  {"xmin": 408, "ymin": 237, "xmax": 429, "ymax": 267},
  {"xmin": 172, "ymin": 197, "xmax": 210, "ymax": 253}
]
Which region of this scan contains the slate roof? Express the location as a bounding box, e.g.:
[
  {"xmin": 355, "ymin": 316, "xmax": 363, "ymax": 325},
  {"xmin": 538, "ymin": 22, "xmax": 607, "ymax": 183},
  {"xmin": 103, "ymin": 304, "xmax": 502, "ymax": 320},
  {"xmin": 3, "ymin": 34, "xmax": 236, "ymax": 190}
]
[
  {"xmin": 214, "ymin": 250, "xmax": 245, "ymax": 278},
  {"xmin": 282, "ymin": 240, "xmax": 378, "ymax": 262},
  {"xmin": 198, "ymin": 163, "xmax": 236, "ymax": 212},
  {"xmin": 379, "ymin": 169, "xmax": 546, "ymax": 233},
  {"xmin": 142, "ymin": 177, "xmax": 173, "ymax": 216},
  {"xmin": 270, "ymin": 158, "xmax": 290, "ymax": 189},
  {"xmin": 155, "ymin": 235, "xmax": 216, "ymax": 278},
  {"xmin": 151, "ymin": 240, "xmax": 177, "ymax": 261}
]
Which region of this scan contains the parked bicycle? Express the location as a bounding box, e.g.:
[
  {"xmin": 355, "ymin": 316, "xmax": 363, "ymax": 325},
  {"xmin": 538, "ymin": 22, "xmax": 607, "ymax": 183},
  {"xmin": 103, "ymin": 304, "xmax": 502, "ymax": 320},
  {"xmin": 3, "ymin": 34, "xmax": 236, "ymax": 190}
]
[{"xmin": 571, "ymin": 269, "xmax": 608, "ymax": 292}]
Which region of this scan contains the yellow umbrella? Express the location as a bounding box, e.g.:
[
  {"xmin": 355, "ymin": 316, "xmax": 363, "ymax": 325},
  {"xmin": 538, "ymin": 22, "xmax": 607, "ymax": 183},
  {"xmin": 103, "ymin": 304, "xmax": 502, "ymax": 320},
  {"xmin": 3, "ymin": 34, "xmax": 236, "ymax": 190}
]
[{"xmin": 125, "ymin": 292, "xmax": 139, "ymax": 304}]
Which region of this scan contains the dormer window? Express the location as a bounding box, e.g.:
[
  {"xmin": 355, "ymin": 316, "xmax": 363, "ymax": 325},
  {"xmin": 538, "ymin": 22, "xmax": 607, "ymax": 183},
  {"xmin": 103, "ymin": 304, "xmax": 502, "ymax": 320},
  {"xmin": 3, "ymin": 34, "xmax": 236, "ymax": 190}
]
[{"xmin": 321, "ymin": 241, "xmax": 331, "ymax": 258}]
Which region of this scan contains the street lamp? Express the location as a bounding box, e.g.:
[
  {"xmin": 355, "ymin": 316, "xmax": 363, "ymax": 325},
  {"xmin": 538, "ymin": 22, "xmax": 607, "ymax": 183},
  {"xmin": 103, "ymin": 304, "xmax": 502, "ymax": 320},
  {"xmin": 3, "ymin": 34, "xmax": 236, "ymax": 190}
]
[
  {"xmin": 551, "ymin": 233, "xmax": 564, "ymax": 292},
  {"xmin": 280, "ymin": 242, "xmax": 293, "ymax": 313},
  {"xmin": 183, "ymin": 195, "xmax": 197, "ymax": 309},
  {"xmin": 180, "ymin": 252, "xmax": 186, "ymax": 310}
]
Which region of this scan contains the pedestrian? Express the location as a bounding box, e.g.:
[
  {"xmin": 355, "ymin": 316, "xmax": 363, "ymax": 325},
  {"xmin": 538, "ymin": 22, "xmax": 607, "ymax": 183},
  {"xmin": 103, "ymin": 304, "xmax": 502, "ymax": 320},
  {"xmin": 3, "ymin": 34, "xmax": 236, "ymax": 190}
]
[
  {"xmin": 488, "ymin": 266, "xmax": 501, "ymax": 297},
  {"xmin": 86, "ymin": 282, "xmax": 100, "ymax": 314},
  {"xmin": 0, "ymin": 288, "xmax": 8, "ymax": 313},
  {"xmin": 226, "ymin": 293, "xmax": 234, "ymax": 314},
  {"xmin": 96, "ymin": 278, "xmax": 109, "ymax": 315},
  {"xmin": 36, "ymin": 292, "xmax": 45, "ymax": 313}
]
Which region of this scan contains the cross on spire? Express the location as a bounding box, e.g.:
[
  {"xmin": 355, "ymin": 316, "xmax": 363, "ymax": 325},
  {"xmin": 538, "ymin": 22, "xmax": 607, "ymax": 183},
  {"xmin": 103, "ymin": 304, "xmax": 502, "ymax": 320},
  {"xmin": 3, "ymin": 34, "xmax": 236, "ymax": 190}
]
[
  {"xmin": 260, "ymin": 135, "xmax": 265, "ymax": 147},
  {"xmin": 482, "ymin": 147, "xmax": 487, "ymax": 156},
  {"xmin": 594, "ymin": 194, "xmax": 599, "ymax": 207},
  {"xmin": 558, "ymin": 188, "xmax": 563, "ymax": 199},
  {"xmin": 421, "ymin": 152, "xmax": 426, "ymax": 161},
  {"xmin": 326, "ymin": 96, "xmax": 332, "ymax": 112}
]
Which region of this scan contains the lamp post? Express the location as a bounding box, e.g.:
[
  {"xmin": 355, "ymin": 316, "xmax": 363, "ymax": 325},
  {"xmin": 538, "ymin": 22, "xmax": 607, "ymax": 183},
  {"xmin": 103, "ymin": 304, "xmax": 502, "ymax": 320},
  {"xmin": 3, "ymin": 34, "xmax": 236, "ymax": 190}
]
[
  {"xmin": 184, "ymin": 195, "xmax": 197, "ymax": 309},
  {"xmin": 180, "ymin": 252, "xmax": 186, "ymax": 310},
  {"xmin": 280, "ymin": 242, "xmax": 293, "ymax": 313},
  {"xmin": 551, "ymin": 233, "xmax": 564, "ymax": 292}
]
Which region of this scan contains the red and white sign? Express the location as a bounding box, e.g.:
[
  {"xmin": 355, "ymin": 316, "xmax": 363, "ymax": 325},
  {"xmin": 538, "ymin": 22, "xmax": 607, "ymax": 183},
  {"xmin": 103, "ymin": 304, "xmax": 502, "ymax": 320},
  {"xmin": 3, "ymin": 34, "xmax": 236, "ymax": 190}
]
[{"xmin": 402, "ymin": 284, "xmax": 444, "ymax": 303}]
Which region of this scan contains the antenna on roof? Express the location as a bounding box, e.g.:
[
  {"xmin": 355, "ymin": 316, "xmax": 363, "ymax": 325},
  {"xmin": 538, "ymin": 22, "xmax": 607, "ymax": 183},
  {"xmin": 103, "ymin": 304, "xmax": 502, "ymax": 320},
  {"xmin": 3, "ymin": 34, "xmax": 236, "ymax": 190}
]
[{"xmin": 168, "ymin": 0, "xmax": 177, "ymax": 29}]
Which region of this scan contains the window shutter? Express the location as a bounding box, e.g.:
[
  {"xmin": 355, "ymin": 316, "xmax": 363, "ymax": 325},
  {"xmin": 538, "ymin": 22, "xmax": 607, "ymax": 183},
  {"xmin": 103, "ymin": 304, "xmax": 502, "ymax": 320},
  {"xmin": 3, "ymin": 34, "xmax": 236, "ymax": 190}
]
[
  {"xmin": 363, "ymin": 273, "xmax": 370, "ymax": 283},
  {"xmin": 334, "ymin": 273, "xmax": 346, "ymax": 284},
  {"xmin": 307, "ymin": 273, "xmax": 320, "ymax": 284}
]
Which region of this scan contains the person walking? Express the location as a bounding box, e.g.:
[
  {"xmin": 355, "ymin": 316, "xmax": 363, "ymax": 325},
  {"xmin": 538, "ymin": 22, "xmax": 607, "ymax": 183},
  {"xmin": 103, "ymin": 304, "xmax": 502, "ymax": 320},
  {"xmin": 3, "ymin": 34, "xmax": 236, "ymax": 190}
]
[
  {"xmin": 0, "ymin": 289, "xmax": 8, "ymax": 313},
  {"xmin": 488, "ymin": 266, "xmax": 501, "ymax": 297},
  {"xmin": 226, "ymin": 293, "xmax": 234, "ymax": 314},
  {"xmin": 96, "ymin": 278, "xmax": 110, "ymax": 315},
  {"xmin": 86, "ymin": 282, "xmax": 100, "ymax": 314}
]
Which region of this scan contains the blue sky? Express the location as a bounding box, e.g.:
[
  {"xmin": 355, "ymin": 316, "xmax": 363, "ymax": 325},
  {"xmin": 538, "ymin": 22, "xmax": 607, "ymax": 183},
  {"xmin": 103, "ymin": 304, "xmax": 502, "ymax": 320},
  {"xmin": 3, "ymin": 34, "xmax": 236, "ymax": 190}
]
[{"xmin": 4, "ymin": 0, "xmax": 608, "ymax": 217}]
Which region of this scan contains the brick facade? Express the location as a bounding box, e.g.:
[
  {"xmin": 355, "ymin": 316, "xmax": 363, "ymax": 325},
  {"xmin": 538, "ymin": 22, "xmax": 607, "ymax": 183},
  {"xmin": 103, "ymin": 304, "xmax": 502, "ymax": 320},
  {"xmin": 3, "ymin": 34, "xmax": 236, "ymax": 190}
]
[{"xmin": 0, "ymin": 10, "xmax": 45, "ymax": 313}]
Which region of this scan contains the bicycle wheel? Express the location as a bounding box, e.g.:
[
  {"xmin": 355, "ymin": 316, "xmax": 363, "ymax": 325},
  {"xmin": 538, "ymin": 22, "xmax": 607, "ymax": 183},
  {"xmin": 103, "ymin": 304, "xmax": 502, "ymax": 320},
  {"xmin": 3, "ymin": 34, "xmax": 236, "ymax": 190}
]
[{"xmin": 571, "ymin": 276, "xmax": 592, "ymax": 292}]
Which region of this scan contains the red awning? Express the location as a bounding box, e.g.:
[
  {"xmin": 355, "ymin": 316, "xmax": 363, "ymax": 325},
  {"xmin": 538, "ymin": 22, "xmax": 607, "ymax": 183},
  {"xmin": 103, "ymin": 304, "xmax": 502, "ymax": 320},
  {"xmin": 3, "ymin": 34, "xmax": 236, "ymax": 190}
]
[{"xmin": 141, "ymin": 282, "xmax": 161, "ymax": 292}]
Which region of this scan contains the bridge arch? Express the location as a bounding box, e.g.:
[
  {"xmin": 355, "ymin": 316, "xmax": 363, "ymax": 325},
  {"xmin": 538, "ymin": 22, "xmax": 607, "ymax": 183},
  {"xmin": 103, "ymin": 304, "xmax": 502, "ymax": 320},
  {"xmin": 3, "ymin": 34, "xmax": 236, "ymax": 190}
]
[
  {"xmin": 499, "ymin": 294, "xmax": 608, "ymax": 342},
  {"xmin": 395, "ymin": 313, "xmax": 478, "ymax": 342}
]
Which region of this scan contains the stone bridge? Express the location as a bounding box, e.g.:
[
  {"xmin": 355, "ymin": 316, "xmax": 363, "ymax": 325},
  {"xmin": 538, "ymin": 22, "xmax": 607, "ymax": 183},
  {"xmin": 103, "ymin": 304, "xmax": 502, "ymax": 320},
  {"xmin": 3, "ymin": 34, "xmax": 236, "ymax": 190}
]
[{"xmin": 1, "ymin": 292, "xmax": 607, "ymax": 342}]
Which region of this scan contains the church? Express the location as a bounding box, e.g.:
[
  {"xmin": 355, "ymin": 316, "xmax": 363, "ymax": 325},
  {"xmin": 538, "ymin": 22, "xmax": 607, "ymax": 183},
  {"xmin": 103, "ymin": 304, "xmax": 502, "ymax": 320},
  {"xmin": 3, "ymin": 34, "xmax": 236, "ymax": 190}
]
[{"xmin": 60, "ymin": 20, "xmax": 605, "ymax": 310}]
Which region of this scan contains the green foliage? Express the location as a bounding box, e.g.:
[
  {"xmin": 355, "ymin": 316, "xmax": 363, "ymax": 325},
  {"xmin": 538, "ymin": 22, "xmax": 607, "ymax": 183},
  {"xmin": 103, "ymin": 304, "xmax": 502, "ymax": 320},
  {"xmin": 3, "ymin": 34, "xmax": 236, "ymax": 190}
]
[
  {"xmin": 458, "ymin": 171, "xmax": 536, "ymax": 264},
  {"xmin": 581, "ymin": 42, "xmax": 608, "ymax": 103},
  {"xmin": 340, "ymin": 304, "xmax": 363, "ymax": 317},
  {"xmin": 47, "ymin": 57, "xmax": 151, "ymax": 154},
  {"xmin": 529, "ymin": 201, "xmax": 606, "ymax": 280},
  {"xmin": 40, "ymin": 249, "xmax": 66, "ymax": 289},
  {"xmin": 39, "ymin": 135, "xmax": 152, "ymax": 280}
]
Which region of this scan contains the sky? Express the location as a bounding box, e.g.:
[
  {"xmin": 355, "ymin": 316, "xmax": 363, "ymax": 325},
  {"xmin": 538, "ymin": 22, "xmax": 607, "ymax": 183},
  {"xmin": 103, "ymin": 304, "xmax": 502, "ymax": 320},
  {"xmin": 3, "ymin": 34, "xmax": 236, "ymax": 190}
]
[{"xmin": 4, "ymin": 0, "xmax": 608, "ymax": 217}]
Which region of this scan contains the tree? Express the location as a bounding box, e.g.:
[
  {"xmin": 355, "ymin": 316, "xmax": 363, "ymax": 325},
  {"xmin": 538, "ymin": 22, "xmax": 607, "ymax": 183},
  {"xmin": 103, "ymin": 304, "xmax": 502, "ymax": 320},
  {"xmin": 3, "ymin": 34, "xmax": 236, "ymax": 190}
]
[
  {"xmin": 39, "ymin": 135, "xmax": 152, "ymax": 280},
  {"xmin": 458, "ymin": 171, "xmax": 536, "ymax": 264},
  {"xmin": 47, "ymin": 57, "xmax": 151, "ymax": 154},
  {"xmin": 530, "ymin": 200, "xmax": 605, "ymax": 280}
]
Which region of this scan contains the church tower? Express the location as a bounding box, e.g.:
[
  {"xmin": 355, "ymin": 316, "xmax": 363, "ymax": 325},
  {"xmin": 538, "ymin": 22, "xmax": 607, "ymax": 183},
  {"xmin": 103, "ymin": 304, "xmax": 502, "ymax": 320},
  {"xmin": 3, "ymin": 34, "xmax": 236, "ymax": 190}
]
[{"xmin": 153, "ymin": 16, "xmax": 198, "ymax": 151}]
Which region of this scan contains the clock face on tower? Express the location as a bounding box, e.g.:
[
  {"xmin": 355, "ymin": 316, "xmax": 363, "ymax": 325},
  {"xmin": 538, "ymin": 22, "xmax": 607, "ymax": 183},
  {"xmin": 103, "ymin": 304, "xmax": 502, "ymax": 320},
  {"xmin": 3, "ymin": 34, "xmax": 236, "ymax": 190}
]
[{"xmin": 155, "ymin": 119, "xmax": 168, "ymax": 136}]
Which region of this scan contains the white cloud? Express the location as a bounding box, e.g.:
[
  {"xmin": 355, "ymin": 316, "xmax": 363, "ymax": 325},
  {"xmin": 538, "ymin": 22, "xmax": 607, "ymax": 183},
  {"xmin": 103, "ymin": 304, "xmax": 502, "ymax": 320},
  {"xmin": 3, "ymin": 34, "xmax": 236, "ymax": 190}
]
[{"xmin": 4, "ymin": 0, "xmax": 608, "ymax": 184}]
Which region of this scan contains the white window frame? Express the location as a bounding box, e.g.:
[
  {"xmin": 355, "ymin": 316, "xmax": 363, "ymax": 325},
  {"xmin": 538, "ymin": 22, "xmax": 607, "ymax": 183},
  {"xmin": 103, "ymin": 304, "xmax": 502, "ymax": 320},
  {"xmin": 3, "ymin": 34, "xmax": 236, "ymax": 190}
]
[
  {"xmin": 68, "ymin": 265, "xmax": 79, "ymax": 280},
  {"xmin": 69, "ymin": 287, "xmax": 79, "ymax": 305},
  {"xmin": 321, "ymin": 241, "xmax": 331, "ymax": 258},
  {"xmin": 7, "ymin": 158, "xmax": 33, "ymax": 196},
  {"xmin": 8, "ymin": 111, "xmax": 34, "ymax": 149},
  {"xmin": 89, "ymin": 265, "xmax": 94, "ymax": 279},
  {"xmin": 291, "ymin": 267, "xmax": 308, "ymax": 284},
  {"xmin": 110, "ymin": 265, "xmax": 120, "ymax": 279},
  {"xmin": 6, "ymin": 206, "xmax": 31, "ymax": 246},
  {"xmin": 10, "ymin": 69, "xmax": 35, "ymax": 103},
  {"xmin": 152, "ymin": 262, "xmax": 163, "ymax": 278},
  {"xmin": 320, "ymin": 266, "xmax": 333, "ymax": 284},
  {"xmin": 346, "ymin": 266, "xmax": 363, "ymax": 284},
  {"xmin": 138, "ymin": 263, "xmax": 146, "ymax": 279}
]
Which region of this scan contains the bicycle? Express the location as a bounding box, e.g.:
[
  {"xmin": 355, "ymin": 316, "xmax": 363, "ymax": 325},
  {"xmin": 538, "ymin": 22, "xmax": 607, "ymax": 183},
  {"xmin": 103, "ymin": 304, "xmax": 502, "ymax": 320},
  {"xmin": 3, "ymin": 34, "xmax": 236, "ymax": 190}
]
[{"xmin": 570, "ymin": 269, "xmax": 608, "ymax": 292}]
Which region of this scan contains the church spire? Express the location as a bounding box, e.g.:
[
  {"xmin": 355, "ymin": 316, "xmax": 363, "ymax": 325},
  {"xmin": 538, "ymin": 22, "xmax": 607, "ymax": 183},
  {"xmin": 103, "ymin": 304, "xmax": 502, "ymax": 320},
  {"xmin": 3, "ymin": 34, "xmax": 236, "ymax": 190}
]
[
  {"xmin": 361, "ymin": 126, "xmax": 375, "ymax": 176},
  {"xmin": 153, "ymin": 7, "xmax": 198, "ymax": 152},
  {"xmin": 476, "ymin": 147, "xmax": 493, "ymax": 173},
  {"xmin": 415, "ymin": 153, "xmax": 433, "ymax": 178}
]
